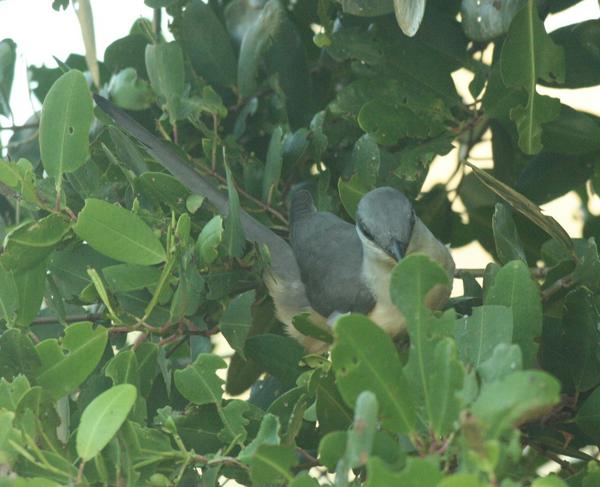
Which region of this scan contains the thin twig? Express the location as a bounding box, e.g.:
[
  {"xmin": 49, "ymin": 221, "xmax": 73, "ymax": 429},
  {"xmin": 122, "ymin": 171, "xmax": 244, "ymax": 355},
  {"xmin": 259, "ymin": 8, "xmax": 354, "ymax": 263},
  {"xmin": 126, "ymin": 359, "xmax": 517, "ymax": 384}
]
[
  {"xmin": 0, "ymin": 123, "xmax": 39, "ymax": 131},
  {"xmin": 31, "ymin": 313, "xmax": 104, "ymax": 325}
]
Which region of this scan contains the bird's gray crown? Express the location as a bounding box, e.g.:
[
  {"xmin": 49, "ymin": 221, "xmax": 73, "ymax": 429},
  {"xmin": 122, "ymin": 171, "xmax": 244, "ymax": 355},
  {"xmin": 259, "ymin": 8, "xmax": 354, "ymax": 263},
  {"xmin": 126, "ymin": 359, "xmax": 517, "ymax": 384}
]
[{"xmin": 356, "ymin": 187, "xmax": 415, "ymax": 260}]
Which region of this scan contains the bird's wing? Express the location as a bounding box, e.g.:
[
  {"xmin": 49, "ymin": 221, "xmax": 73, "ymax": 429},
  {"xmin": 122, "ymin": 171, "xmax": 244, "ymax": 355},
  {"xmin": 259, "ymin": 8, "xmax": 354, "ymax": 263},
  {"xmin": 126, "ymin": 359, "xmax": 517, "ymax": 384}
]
[
  {"xmin": 291, "ymin": 212, "xmax": 375, "ymax": 317},
  {"xmin": 93, "ymin": 95, "xmax": 300, "ymax": 285}
]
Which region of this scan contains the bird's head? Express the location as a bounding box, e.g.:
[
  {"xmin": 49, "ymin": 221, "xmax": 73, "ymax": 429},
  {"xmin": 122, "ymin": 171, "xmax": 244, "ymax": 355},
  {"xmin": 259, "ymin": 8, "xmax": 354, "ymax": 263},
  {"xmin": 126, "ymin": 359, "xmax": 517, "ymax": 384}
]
[{"xmin": 355, "ymin": 187, "xmax": 416, "ymax": 263}]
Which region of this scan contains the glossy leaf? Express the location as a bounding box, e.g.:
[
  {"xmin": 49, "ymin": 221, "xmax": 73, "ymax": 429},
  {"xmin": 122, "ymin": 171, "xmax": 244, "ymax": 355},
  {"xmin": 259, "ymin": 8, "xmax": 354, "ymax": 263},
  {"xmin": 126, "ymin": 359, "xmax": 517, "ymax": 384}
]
[
  {"xmin": 353, "ymin": 134, "xmax": 380, "ymax": 189},
  {"xmin": 74, "ymin": 199, "xmax": 166, "ymax": 265},
  {"xmin": 76, "ymin": 384, "xmax": 137, "ymax": 461},
  {"xmin": 249, "ymin": 444, "xmax": 295, "ymax": 486},
  {"xmin": 39, "ymin": 70, "xmax": 93, "ymax": 179}
]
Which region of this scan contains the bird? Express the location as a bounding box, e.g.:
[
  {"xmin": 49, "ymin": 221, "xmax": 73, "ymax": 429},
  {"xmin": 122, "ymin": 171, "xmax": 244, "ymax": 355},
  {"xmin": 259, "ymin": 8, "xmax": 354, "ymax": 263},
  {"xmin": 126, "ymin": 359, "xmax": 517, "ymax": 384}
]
[{"xmin": 93, "ymin": 95, "xmax": 455, "ymax": 352}]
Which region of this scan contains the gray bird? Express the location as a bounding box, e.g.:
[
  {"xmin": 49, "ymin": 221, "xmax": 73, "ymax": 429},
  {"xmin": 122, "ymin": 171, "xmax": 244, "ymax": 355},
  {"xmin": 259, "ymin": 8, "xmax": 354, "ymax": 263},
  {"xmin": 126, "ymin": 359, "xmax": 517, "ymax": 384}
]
[{"xmin": 94, "ymin": 95, "xmax": 455, "ymax": 352}]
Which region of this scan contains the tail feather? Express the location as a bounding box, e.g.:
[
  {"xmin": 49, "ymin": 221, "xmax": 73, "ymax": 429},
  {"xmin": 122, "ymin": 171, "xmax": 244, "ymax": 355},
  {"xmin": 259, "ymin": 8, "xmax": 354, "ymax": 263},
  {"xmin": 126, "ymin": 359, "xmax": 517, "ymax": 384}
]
[{"xmin": 289, "ymin": 189, "xmax": 315, "ymax": 225}]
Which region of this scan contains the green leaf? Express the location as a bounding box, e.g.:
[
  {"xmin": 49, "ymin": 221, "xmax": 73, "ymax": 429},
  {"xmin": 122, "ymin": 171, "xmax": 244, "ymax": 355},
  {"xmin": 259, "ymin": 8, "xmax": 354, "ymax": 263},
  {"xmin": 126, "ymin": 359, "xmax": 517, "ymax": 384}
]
[
  {"xmin": 477, "ymin": 343, "xmax": 523, "ymax": 384},
  {"xmin": 493, "ymin": 203, "xmax": 527, "ymax": 264},
  {"xmin": 145, "ymin": 41, "xmax": 184, "ymax": 122},
  {"xmin": 438, "ymin": 473, "xmax": 491, "ymax": 487},
  {"xmin": 289, "ymin": 473, "xmax": 320, "ymax": 487},
  {"xmin": 0, "ymin": 329, "xmax": 40, "ymax": 380},
  {"xmin": 365, "ymin": 457, "xmax": 443, "ymax": 487},
  {"xmin": 454, "ymin": 305, "xmax": 513, "ymax": 368},
  {"xmin": 219, "ymin": 398, "xmax": 250, "ymax": 444},
  {"xmin": 238, "ymin": 413, "xmax": 281, "ymax": 462},
  {"xmin": 559, "ymin": 288, "xmax": 600, "ymax": 392},
  {"xmin": 249, "ymin": 444, "xmax": 295, "ymax": 486},
  {"xmin": 102, "ymin": 264, "xmax": 162, "ymax": 293},
  {"xmin": 465, "ymin": 161, "xmax": 574, "ymax": 255},
  {"xmin": 245, "ymin": 334, "xmax": 304, "ymax": 386},
  {"xmin": 76, "ymin": 384, "xmax": 137, "ymax": 461},
  {"xmin": 14, "ymin": 261, "xmax": 46, "ymax": 328},
  {"xmin": 174, "ymin": 353, "xmax": 227, "ymax": 405},
  {"xmin": 105, "ymin": 350, "xmax": 140, "ymax": 388},
  {"xmin": 542, "ymin": 105, "xmax": 600, "ymax": 155},
  {"xmin": 389, "ymin": 253, "xmax": 450, "ymax": 320},
  {"xmin": 107, "ymin": 68, "xmax": 154, "ymax": 111},
  {"xmin": 0, "ymin": 38, "xmax": 16, "ymax": 117},
  {"xmin": 331, "ymin": 315, "xmax": 415, "ymax": 434},
  {"xmin": 345, "ymin": 391, "xmax": 378, "ymax": 468},
  {"xmin": 220, "ymin": 290, "xmax": 254, "ymax": 357},
  {"xmin": 500, "ymin": 0, "xmax": 565, "ymax": 154},
  {"xmin": 312, "ymin": 371, "xmax": 353, "ymax": 434},
  {"xmin": 575, "ymin": 384, "xmax": 600, "ymax": 440},
  {"xmin": 262, "ymin": 126, "xmax": 283, "ymax": 203},
  {"xmin": 471, "ymin": 370, "xmax": 560, "ymax": 437},
  {"xmin": 292, "ymin": 313, "xmax": 334, "ymax": 345},
  {"xmin": 485, "ymin": 260, "xmax": 542, "ymax": 369},
  {"xmin": 338, "ymin": 0, "xmax": 393, "ymax": 16},
  {"xmin": 531, "ymin": 477, "xmax": 568, "ymax": 487},
  {"xmin": 223, "ymin": 164, "xmax": 246, "ymax": 258},
  {"xmin": 74, "ymin": 198, "xmax": 166, "ymax": 265},
  {"xmin": 196, "ymin": 215, "xmax": 224, "ymax": 265},
  {"xmin": 0, "ymin": 262, "xmax": 19, "ymax": 325},
  {"xmin": 39, "ymin": 70, "xmax": 93, "ymax": 180},
  {"xmin": 35, "ymin": 322, "xmax": 108, "ymax": 400},
  {"xmin": 550, "ymin": 19, "xmax": 600, "ymax": 88},
  {"xmin": 338, "ymin": 175, "xmax": 368, "ymax": 219},
  {"xmin": 237, "ymin": 0, "xmax": 310, "ymax": 128},
  {"xmin": 135, "ymin": 172, "xmax": 190, "ymax": 211},
  {"xmin": 1, "ymin": 214, "xmax": 71, "ymax": 271},
  {"xmin": 461, "ymin": 0, "xmax": 525, "ymax": 42},
  {"xmin": 352, "ymin": 134, "xmax": 380, "ymax": 189},
  {"xmin": 177, "ymin": 0, "xmax": 237, "ymax": 88}
]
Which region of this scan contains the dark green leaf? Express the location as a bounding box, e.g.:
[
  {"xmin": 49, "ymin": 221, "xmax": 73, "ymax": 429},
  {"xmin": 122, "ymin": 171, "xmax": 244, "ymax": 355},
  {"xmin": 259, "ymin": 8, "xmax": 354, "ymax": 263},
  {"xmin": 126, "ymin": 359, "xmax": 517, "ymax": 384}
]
[
  {"xmin": 477, "ymin": 343, "xmax": 523, "ymax": 383},
  {"xmin": 249, "ymin": 444, "xmax": 295, "ymax": 486},
  {"xmin": 500, "ymin": 1, "xmax": 565, "ymax": 154},
  {"xmin": 14, "ymin": 261, "xmax": 46, "ymax": 328},
  {"xmin": 196, "ymin": 215, "xmax": 223, "ymax": 264},
  {"xmin": 365, "ymin": 457, "xmax": 443, "ymax": 487},
  {"xmin": 0, "ymin": 329, "xmax": 40, "ymax": 380},
  {"xmin": 223, "ymin": 164, "xmax": 246, "ymax": 258},
  {"xmin": 331, "ymin": 315, "xmax": 415, "ymax": 434},
  {"xmin": 245, "ymin": 334, "xmax": 304, "ymax": 386},
  {"xmin": 173, "ymin": 354, "xmax": 226, "ymax": 405},
  {"xmin": 338, "ymin": 175, "xmax": 368, "ymax": 219},
  {"xmin": 0, "ymin": 38, "xmax": 16, "ymax": 117},
  {"xmin": 461, "ymin": 0, "xmax": 525, "ymax": 41},
  {"xmin": 176, "ymin": 0, "xmax": 237, "ymax": 88},
  {"xmin": 105, "ymin": 350, "xmax": 140, "ymax": 388},
  {"xmin": 102, "ymin": 264, "xmax": 162, "ymax": 293},
  {"xmin": 338, "ymin": 0, "xmax": 393, "ymax": 16},
  {"xmin": 220, "ymin": 290, "xmax": 255, "ymax": 357},
  {"xmin": 107, "ymin": 68, "xmax": 154, "ymax": 111},
  {"xmin": 485, "ymin": 260, "xmax": 542, "ymax": 368},
  {"xmin": 262, "ymin": 126, "xmax": 283, "ymax": 203},
  {"xmin": 466, "ymin": 162, "xmax": 574, "ymax": 255},
  {"xmin": 1, "ymin": 214, "xmax": 71, "ymax": 272},
  {"xmin": 353, "ymin": 134, "xmax": 380, "ymax": 188},
  {"xmin": 0, "ymin": 262, "xmax": 19, "ymax": 325}
]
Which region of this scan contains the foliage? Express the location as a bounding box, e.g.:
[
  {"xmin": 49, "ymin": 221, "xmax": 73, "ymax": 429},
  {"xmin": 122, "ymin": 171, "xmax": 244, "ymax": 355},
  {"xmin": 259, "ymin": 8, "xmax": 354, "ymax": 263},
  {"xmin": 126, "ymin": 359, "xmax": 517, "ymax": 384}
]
[{"xmin": 0, "ymin": 0, "xmax": 600, "ymax": 485}]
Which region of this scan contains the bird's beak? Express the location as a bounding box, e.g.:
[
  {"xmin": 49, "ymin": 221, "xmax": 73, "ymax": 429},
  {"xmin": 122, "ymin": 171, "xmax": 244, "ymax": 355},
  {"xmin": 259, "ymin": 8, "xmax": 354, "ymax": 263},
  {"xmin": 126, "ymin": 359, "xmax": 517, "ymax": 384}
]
[{"xmin": 389, "ymin": 240, "xmax": 407, "ymax": 261}]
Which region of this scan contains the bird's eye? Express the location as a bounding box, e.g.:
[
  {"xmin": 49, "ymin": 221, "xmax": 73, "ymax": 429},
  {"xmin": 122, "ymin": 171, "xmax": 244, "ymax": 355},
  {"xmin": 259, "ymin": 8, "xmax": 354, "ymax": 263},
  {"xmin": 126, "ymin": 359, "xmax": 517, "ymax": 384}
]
[{"xmin": 359, "ymin": 223, "xmax": 375, "ymax": 242}]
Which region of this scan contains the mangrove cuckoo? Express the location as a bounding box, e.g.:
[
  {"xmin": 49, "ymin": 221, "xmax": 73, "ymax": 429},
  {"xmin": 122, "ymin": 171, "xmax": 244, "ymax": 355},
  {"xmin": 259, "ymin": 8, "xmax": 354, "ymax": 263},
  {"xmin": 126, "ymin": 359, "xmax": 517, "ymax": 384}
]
[{"xmin": 94, "ymin": 95, "xmax": 455, "ymax": 352}]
